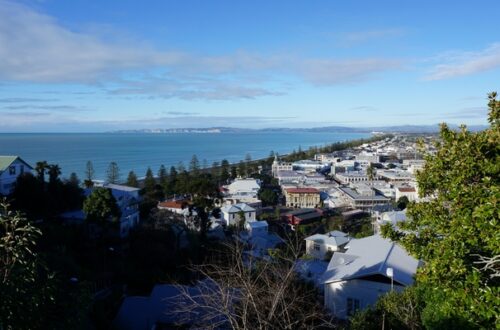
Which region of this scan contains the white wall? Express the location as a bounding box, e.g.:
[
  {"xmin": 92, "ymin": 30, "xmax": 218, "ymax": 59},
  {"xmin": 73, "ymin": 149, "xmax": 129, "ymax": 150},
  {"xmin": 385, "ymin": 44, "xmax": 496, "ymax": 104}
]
[
  {"xmin": 324, "ymin": 279, "xmax": 404, "ymax": 319},
  {"xmin": 305, "ymin": 240, "xmax": 340, "ymax": 260},
  {"xmin": 222, "ymin": 210, "xmax": 256, "ymax": 226},
  {"xmin": 0, "ymin": 159, "xmax": 30, "ymax": 195}
]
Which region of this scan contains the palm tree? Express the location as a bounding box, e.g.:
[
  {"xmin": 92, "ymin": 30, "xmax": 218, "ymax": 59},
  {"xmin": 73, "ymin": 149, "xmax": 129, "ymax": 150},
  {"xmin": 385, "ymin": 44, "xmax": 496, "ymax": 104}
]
[
  {"xmin": 47, "ymin": 164, "xmax": 62, "ymax": 185},
  {"xmin": 35, "ymin": 161, "xmax": 48, "ymax": 183}
]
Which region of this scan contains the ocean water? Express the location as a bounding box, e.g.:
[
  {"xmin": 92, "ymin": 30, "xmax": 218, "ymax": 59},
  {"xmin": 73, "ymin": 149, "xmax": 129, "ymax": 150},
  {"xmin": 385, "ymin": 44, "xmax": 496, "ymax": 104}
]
[{"xmin": 0, "ymin": 132, "xmax": 370, "ymax": 180}]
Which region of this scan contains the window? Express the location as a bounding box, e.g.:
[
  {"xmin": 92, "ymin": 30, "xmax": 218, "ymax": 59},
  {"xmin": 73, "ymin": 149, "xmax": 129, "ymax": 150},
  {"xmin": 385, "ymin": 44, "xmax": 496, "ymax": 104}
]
[
  {"xmin": 9, "ymin": 166, "xmax": 15, "ymax": 175},
  {"xmin": 20, "ymin": 165, "xmax": 24, "ymax": 174},
  {"xmin": 347, "ymin": 298, "xmax": 360, "ymax": 316},
  {"xmin": 313, "ymin": 243, "xmax": 320, "ymax": 251}
]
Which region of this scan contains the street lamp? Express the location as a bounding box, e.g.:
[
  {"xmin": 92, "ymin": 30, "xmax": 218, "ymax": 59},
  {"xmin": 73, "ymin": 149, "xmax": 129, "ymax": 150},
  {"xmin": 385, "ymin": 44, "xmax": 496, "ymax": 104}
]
[{"xmin": 386, "ymin": 267, "xmax": 394, "ymax": 291}]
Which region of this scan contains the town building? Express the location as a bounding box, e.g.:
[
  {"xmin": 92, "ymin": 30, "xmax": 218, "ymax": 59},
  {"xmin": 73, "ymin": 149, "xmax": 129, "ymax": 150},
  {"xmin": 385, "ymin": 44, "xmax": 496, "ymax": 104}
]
[
  {"xmin": 322, "ymin": 235, "xmax": 419, "ymax": 319},
  {"xmin": 304, "ymin": 231, "xmax": 350, "ymax": 260},
  {"xmin": 284, "ymin": 187, "xmax": 321, "ymax": 208},
  {"xmin": 336, "ymin": 186, "xmax": 390, "ymax": 210},
  {"xmin": 335, "ymin": 171, "xmax": 371, "ymax": 184},
  {"xmin": 272, "ymin": 156, "xmax": 293, "ymax": 177},
  {"xmin": 220, "ymin": 203, "xmax": 256, "ymax": 226},
  {"xmin": 375, "ymin": 210, "xmax": 407, "ymax": 233},
  {"xmin": 222, "ymin": 178, "xmax": 262, "ymax": 206},
  {"xmin": 158, "ymin": 198, "xmax": 190, "ymax": 214},
  {"xmin": 395, "ymin": 185, "xmax": 418, "ymax": 202},
  {"xmin": 377, "ymin": 169, "xmax": 414, "ymax": 183},
  {"xmin": 292, "ymin": 160, "xmax": 329, "ymax": 173},
  {"xmin": 276, "ymin": 170, "xmax": 303, "ymax": 185},
  {"xmin": 101, "ymin": 183, "xmax": 141, "ymax": 238},
  {"xmin": 0, "ymin": 156, "xmax": 33, "ymax": 195},
  {"xmin": 283, "ymin": 208, "xmax": 324, "ymax": 226}
]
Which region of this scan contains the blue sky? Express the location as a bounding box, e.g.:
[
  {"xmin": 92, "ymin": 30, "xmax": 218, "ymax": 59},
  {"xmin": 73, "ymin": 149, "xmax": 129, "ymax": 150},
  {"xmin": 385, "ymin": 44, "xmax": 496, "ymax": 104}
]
[{"xmin": 0, "ymin": 0, "xmax": 499, "ymax": 132}]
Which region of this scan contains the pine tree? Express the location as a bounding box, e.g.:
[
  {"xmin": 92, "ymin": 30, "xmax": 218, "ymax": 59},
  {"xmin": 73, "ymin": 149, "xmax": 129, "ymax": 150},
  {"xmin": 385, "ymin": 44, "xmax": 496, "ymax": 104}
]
[
  {"xmin": 106, "ymin": 162, "xmax": 120, "ymax": 184},
  {"xmin": 143, "ymin": 167, "xmax": 156, "ymax": 195},
  {"xmin": 126, "ymin": 171, "xmax": 139, "ymax": 187}
]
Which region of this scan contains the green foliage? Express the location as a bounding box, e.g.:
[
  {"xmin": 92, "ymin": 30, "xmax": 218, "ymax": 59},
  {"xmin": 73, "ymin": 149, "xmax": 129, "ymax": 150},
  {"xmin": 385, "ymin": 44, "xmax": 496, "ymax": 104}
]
[
  {"xmin": 83, "ymin": 188, "xmax": 121, "ymax": 224},
  {"xmin": 158, "ymin": 164, "xmax": 168, "ymax": 192},
  {"xmin": 220, "ymin": 159, "xmax": 230, "ymax": 183},
  {"xmin": 106, "ymin": 161, "xmax": 120, "ymax": 184},
  {"xmin": 143, "ymin": 167, "xmax": 156, "ymax": 193},
  {"xmin": 258, "ymin": 188, "xmax": 278, "ymax": 206},
  {"xmin": 350, "ymin": 286, "xmax": 425, "ymax": 330},
  {"xmin": 0, "ymin": 199, "xmax": 90, "ymax": 329},
  {"xmin": 12, "ymin": 170, "xmax": 83, "ymax": 219},
  {"xmin": 189, "ymin": 154, "xmax": 200, "ymax": 175},
  {"xmin": 396, "ymin": 195, "xmax": 409, "ymax": 210},
  {"xmin": 382, "ymin": 93, "xmax": 500, "ymax": 328},
  {"xmin": 126, "ymin": 170, "xmax": 139, "ymax": 188}
]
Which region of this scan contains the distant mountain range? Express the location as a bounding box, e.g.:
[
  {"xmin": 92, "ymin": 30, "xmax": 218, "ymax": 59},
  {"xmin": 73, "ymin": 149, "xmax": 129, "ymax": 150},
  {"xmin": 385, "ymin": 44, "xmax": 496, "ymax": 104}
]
[{"xmin": 111, "ymin": 124, "xmax": 487, "ymax": 134}]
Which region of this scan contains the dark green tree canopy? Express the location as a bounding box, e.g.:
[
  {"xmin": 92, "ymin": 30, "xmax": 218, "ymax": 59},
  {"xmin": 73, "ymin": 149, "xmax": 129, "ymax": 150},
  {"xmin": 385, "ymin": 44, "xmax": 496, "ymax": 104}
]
[
  {"xmin": 106, "ymin": 161, "xmax": 120, "ymax": 184},
  {"xmin": 126, "ymin": 170, "xmax": 139, "ymax": 188},
  {"xmin": 83, "ymin": 187, "xmax": 121, "ymax": 224},
  {"xmin": 382, "ymin": 93, "xmax": 500, "ymax": 328}
]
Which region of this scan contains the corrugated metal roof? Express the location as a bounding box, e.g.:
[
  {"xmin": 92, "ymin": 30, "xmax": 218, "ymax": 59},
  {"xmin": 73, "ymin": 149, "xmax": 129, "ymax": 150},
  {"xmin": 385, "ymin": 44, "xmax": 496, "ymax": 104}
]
[
  {"xmin": 0, "ymin": 156, "xmax": 32, "ymax": 172},
  {"xmin": 321, "ymin": 234, "xmax": 419, "ymax": 286}
]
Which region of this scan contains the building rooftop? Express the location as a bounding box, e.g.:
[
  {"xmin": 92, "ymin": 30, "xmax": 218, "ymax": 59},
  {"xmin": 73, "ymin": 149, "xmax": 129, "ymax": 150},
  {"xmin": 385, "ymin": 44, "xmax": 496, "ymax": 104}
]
[
  {"xmin": 221, "ymin": 203, "xmax": 255, "ymax": 213},
  {"xmin": 0, "ymin": 156, "xmax": 32, "ymax": 172},
  {"xmin": 285, "ymin": 188, "xmax": 320, "ymax": 194},
  {"xmin": 321, "ymin": 234, "xmax": 419, "ymax": 286},
  {"xmin": 339, "ymin": 187, "xmax": 390, "ymax": 201},
  {"xmin": 305, "ymin": 233, "xmax": 350, "ymax": 247}
]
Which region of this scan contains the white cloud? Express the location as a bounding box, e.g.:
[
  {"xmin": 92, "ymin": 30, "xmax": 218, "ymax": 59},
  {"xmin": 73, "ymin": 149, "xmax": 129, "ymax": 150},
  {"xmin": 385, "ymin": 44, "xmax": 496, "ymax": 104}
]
[
  {"xmin": 0, "ymin": 1, "xmax": 402, "ymax": 100},
  {"xmin": 425, "ymin": 43, "xmax": 500, "ymax": 80},
  {"xmin": 339, "ymin": 28, "xmax": 405, "ymax": 46}
]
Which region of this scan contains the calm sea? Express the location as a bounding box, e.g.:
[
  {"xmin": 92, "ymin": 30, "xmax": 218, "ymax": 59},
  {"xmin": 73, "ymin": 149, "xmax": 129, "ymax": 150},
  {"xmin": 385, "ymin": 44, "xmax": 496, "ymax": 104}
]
[{"xmin": 0, "ymin": 132, "xmax": 370, "ymax": 180}]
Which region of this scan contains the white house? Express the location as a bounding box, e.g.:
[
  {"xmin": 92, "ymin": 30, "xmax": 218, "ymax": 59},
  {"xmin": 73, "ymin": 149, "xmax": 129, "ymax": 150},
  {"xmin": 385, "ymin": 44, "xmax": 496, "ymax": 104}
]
[
  {"xmin": 0, "ymin": 156, "xmax": 33, "ymax": 196},
  {"xmin": 322, "ymin": 235, "xmax": 419, "ymax": 319},
  {"xmin": 395, "ymin": 185, "xmax": 418, "ymax": 202},
  {"xmin": 246, "ymin": 220, "xmax": 268, "ymax": 237},
  {"xmin": 226, "ymin": 178, "xmax": 260, "ymax": 196},
  {"xmin": 220, "ymin": 203, "xmax": 256, "ymax": 226},
  {"xmin": 84, "ymin": 183, "xmax": 141, "ymax": 238},
  {"xmin": 375, "ymin": 209, "xmax": 407, "ymax": 233},
  {"xmin": 304, "ymin": 231, "xmax": 350, "ymax": 260},
  {"xmin": 222, "ymin": 178, "xmax": 262, "ymax": 206}
]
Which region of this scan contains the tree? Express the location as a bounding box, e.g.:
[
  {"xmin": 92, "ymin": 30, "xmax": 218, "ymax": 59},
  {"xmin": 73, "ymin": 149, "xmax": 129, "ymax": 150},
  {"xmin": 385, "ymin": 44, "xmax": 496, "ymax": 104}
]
[
  {"xmin": 84, "ymin": 160, "xmax": 95, "ymax": 188},
  {"xmin": 220, "ymin": 159, "xmax": 230, "ymax": 183},
  {"xmin": 126, "ymin": 170, "xmax": 139, "ymax": 188},
  {"xmin": 1, "ymin": 199, "xmax": 90, "ymax": 329},
  {"xmin": 237, "ymin": 160, "xmax": 245, "ymax": 178},
  {"xmin": 244, "ymin": 153, "xmax": 252, "ymax": 176},
  {"xmin": 170, "ymin": 241, "xmax": 334, "ymax": 329},
  {"xmin": 68, "ymin": 172, "xmax": 80, "ymax": 187},
  {"xmin": 0, "ymin": 199, "xmax": 43, "ymax": 327},
  {"xmin": 106, "ymin": 161, "xmax": 120, "ymax": 184},
  {"xmin": 350, "ymin": 286, "xmax": 425, "ymax": 330},
  {"xmin": 230, "ymin": 166, "xmax": 237, "ymax": 180},
  {"xmin": 258, "ymin": 188, "xmax": 278, "ymax": 206},
  {"xmin": 83, "ymin": 188, "xmax": 121, "ymax": 224},
  {"xmin": 47, "ymin": 164, "xmax": 61, "ymax": 185},
  {"xmin": 143, "ymin": 167, "xmax": 156, "ymax": 193},
  {"xmin": 158, "ymin": 165, "xmax": 168, "ymax": 191},
  {"xmin": 189, "ymin": 154, "xmax": 200, "ymax": 175},
  {"xmin": 211, "ymin": 161, "xmax": 220, "ymax": 178},
  {"xmin": 35, "ymin": 160, "xmax": 48, "ymax": 183},
  {"xmin": 396, "ymin": 195, "xmax": 409, "ymax": 210},
  {"xmin": 382, "ymin": 93, "xmax": 500, "ymax": 328}
]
